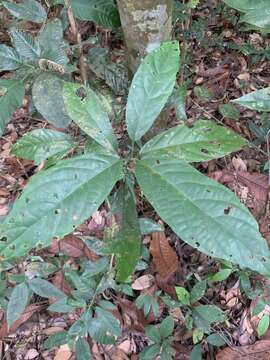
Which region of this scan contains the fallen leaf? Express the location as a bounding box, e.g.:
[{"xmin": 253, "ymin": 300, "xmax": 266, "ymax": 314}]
[
  {"xmin": 155, "ymin": 274, "xmax": 177, "ymax": 298},
  {"xmin": 25, "ymin": 349, "xmax": 39, "ymax": 359},
  {"xmin": 54, "ymin": 345, "xmax": 72, "ymax": 360},
  {"xmin": 0, "ymin": 205, "xmax": 9, "ymax": 216},
  {"xmin": 117, "ymin": 298, "xmax": 146, "ymax": 331},
  {"xmin": 216, "ymin": 340, "xmax": 270, "ymax": 359},
  {"xmin": 132, "ymin": 274, "xmax": 155, "ymax": 290},
  {"xmin": 150, "ymin": 232, "xmax": 178, "ymax": 278},
  {"xmin": 44, "ymin": 326, "xmax": 66, "ymax": 335}
]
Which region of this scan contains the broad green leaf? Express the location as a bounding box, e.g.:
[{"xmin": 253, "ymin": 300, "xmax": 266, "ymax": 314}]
[
  {"xmin": 258, "ymin": 315, "xmax": 270, "ymax": 337},
  {"xmin": 88, "ymin": 307, "xmax": 121, "ymax": 344},
  {"xmin": 193, "ymin": 328, "xmax": 204, "ymax": 344},
  {"xmin": 0, "ymin": 153, "xmax": 123, "ymax": 259},
  {"xmin": 172, "ymin": 85, "xmax": 187, "ymax": 121},
  {"xmin": 47, "ymin": 298, "xmax": 75, "ymax": 313},
  {"xmin": 29, "ymin": 278, "xmax": 66, "ymax": 299},
  {"xmin": 76, "ymin": 338, "xmax": 92, "ymax": 360},
  {"xmin": 63, "ymin": 82, "xmax": 117, "ymax": 151},
  {"xmin": 71, "ymin": 0, "xmax": 120, "ymax": 28},
  {"xmin": 206, "ymin": 333, "xmax": 226, "ymax": 346},
  {"xmin": 44, "ymin": 331, "xmax": 68, "ymax": 349},
  {"xmin": 189, "ymin": 344, "xmax": 202, "ymax": 360},
  {"xmin": 9, "ymin": 28, "xmax": 40, "ymax": 60},
  {"xmin": 209, "ymin": 268, "xmax": 232, "ymax": 282},
  {"xmin": 3, "ymin": 0, "xmax": 46, "ymax": 23},
  {"xmin": 194, "ymin": 86, "xmax": 213, "ymax": 102},
  {"xmin": 0, "ymin": 45, "xmax": 22, "ymax": 71},
  {"xmin": 140, "ymin": 120, "xmax": 246, "ymax": 163},
  {"xmin": 175, "ymin": 286, "xmax": 190, "ymax": 305},
  {"xmin": 135, "ymin": 157, "xmax": 270, "ymax": 276},
  {"xmin": 37, "ymin": 19, "xmax": 68, "ymax": 65},
  {"xmin": 140, "ymin": 344, "xmax": 161, "ymax": 360},
  {"xmin": 232, "ymin": 87, "xmax": 270, "ymax": 112},
  {"xmin": 242, "ymin": 8, "xmax": 270, "ymax": 29},
  {"xmin": 222, "ymin": 0, "xmax": 268, "ymax": 12},
  {"xmin": 139, "ymin": 217, "xmax": 163, "ymax": 235},
  {"xmin": 218, "ymin": 104, "xmax": 240, "ymax": 120},
  {"xmin": 107, "ymin": 184, "xmax": 141, "ymax": 282},
  {"xmin": 160, "ymin": 316, "xmax": 175, "ymax": 338},
  {"xmin": 32, "ymin": 73, "xmax": 71, "ymax": 128},
  {"xmin": 193, "ymin": 305, "xmax": 226, "ymax": 333},
  {"xmin": 126, "ymin": 41, "xmax": 180, "ymax": 141},
  {"xmin": 7, "ymin": 282, "xmax": 29, "ymax": 326},
  {"xmin": 0, "ymin": 79, "xmax": 25, "ymax": 136},
  {"xmin": 11, "ymin": 129, "xmax": 75, "ymax": 164},
  {"xmin": 190, "ymin": 280, "xmax": 207, "ymax": 304},
  {"xmin": 83, "ymin": 257, "xmax": 109, "ymax": 277},
  {"xmin": 145, "ymin": 325, "xmax": 161, "ymax": 343}
]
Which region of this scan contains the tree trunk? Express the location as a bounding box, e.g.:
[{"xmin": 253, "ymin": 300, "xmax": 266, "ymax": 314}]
[{"xmin": 116, "ymin": 0, "xmax": 173, "ymax": 73}]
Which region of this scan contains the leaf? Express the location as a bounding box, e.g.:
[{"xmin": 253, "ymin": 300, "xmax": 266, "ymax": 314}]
[
  {"xmin": 135, "ymin": 157, "xmax": 270, "ymax": 276},
  {"xmin": 140, "ymin": 344, "xmax": 161, "ymax": 360},
  {"xmin": 145, "ymin": 325, "xmax": 161, "ymax": 343},
  {"xmin": 71, "ymin": 0, "xmax": 120, "ymax": 28},
  {"xmin": 132, "ymin": 275, "xmax": 155, "ymax": 290},
  {"xmin": 139, "ymin": 218, "xmax": 163, "ymax": 235},
  {"xmin": 76, "ymin": 338, "xmax": 92, "ymax": 360},
  {"xmin": 172, "ymin": 85, "xmax": 187, "ymax": 121},
  {"xmin": 190, "ymin": 280, "xmax": 207, "ymax": 304},
  {"xmin": 257, "ymin": 315, "xmax": 270, "ymax": 337},
  {"xmin": 0, "ymin": 45, "xmax": 22, "ymax": 71},
  {"xmin": 209, "ymin": 268, "xmax": 232, "ymax": 282},
  {"xmin": 0, "ymin": 153, "xmax": 123, "ymax": 259},
  {"xmin": 242, "ymin": 8, "xmax": 270, "ymax": 29},
  {"xmin": 107, "ymin": 183, "xmax": 141, "ymax": 282},
  {"xmin": 193, "ymin": 305, "xmax": 226, "ymax": 332},
  {"xmin": 32, "ymin": 73, "xmax": 71, "ymax": 128},
  {"xmin": 3, "ymin": 0, "xmax": 46, "ymax": 23},
  {"xmin": 222, "ymin": 0, "xmax": 268, "ymax": 12},
  {"xmin": 140, "ymin": 120, "xmax": 246, "ymax": 162},
  {"xmin": 63, "ymin": 82, "xmax": 117, "ymax": 151},
  {"xmin": 232, "ymin": 87, "xmax": 270, "ymax": 112},
  {"xmin": 216, "ymin": 340, "xmax": 270, "ymax": 360},
  {"xmin": 44, "ymin": 331, "xmax": 68, "ymax": 349},
  {"xmin": 0, "ymin": 79, "xmax": 25, "ymax": 136},
  {"xmin": 88, "ymin": 307, "xmax": 121, "ymax": 344},
  {"xmin": 160, "ymin": 316, "xmax": 175, "ymax": 338},
  {"xmin": 9, "ymin": 28, "xmax": 40, "ymax": 60},
  {"xmin": 83, "ymin": 257, "xmax": 108, "ymax": 277},
  {"xmin": 150, "ymin": 232, "xmax": 178, "ymax": 278},
  {"xmin": 194, "ymin": 85, "xmax": 213, "ymax": 102},
  {"xmin": 29, "ymin": 278, "xmax": 66, "ymax": 300},
  {"xmin": 175, "ymin": 287, "xmax": 190, "ymax": 305},
  {"xmin": 219, "ymin": 104, "xmax": 240, "ymax": 120},
  {"xmin": 126, "ymin": 41, "xmax": 180, "ymax": 141},
  {"xmin": 189, "ymin": 344, "xmax": 202, "ymax": 360},
  {"xmin": 54, "ymin": 345, "xmax": 72, "ymax": 360},
  {"xmin": 206, "ymin": 333, "xmax": 226, "ymax": 346},
  {"xmin": 7, "ymin": 282, "xmax": 29, "ymax": 326},
  {"xmin": 11, "ymin": 129, "xmax": 75, "ymax": 164}
]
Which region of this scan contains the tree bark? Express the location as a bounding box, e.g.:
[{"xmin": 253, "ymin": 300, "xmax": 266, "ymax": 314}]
[{"xmin": 116, "ymin": 0, "xmax": 173, "ymax": 73}]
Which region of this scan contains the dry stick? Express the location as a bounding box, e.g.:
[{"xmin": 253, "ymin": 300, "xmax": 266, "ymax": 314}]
[{"xmin": 64, "ymin": 0, "xmax": 87, "ymax": 85}]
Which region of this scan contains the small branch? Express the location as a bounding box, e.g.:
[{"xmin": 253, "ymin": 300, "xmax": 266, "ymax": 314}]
[{"xmin": 64, "ymin": 0, "xmax": 87, "ymax": 85}]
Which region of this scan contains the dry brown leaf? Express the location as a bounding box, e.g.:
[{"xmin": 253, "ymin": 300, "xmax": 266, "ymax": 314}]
[
  {"xmin": 111, "ymin": 348, "xmax": 129, "ymax": 360},
  {"xmin": 54, "ymin": 345, "xmax": 72, "ymax": 360},
  {"xmin": 25, "ymin": 349, "xmax": 39, "ymax": 359},
  {"xmin": 116, "ymin": 298, "xmax": 146, "ymax": 331},
  {"xmin": 155, "ymin": 274, "xmax": 177, "ymax": 298},
  {"xmin": 150, "ymin": 232, "xmax": 178, "ymax": 278},
  {"xmin": 52, "ymin": 271, "xmax": 72, "ymax": 296},
  {"xmin": 216, "ymin": 340, "xmax": 270, "ymax": 359},
  {"xmin": 49, "ymin": 235, "xmax": 99, "ymax": 261},
  {"xmin": 132, "ymin": 274, "xmax": 154, "ymax": 290}
]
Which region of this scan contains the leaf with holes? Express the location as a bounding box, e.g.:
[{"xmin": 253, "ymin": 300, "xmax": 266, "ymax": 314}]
[
  {"xmin": 71, "ymin": 0, "xmax": 120, "ymax": 28},
  {"xmin": 12, "ymin": 129, "xmax": 76, "ymax": 164},
  {"xmin": 32, "ymin": 74, "xmax": 71, "ymax": 128},
  {"xmin": 7, "ymin": 282, "xmax": 29, "ymax": 326},
  {"xmin": 135, "ymin": 157, "xmax": 270, "ymax": 276},
  {"xmin": 126, "ymin": 41, "xmax": 180, "ymax": 141},
  {"xmin": 63, "ymin": 82, "xmax": 117, "ymax": 151},
  {"xmin": 0, "ymin": 45, "xmax": 22, "ymax": 71},
  {"xmin": 232, "ymin": 87, "xmax": 270, "ymax": 112},
  {"xmin": 0, "ymin": 153, "xmax": 123, "ymax": 259},
  {"xmin": 0, "ymin": 79, "xmax": 25, "ymax": 136},
  {"xmin": 3, "ymin": 0, "xmax": 46, "ymax": 23},
  {"xmin": 9, "ymin": 28, "xmax": 40, "ymax": 60},
  {"xmin": 141, "ymin": 120, "xmax": 246, "ymax": 162}
]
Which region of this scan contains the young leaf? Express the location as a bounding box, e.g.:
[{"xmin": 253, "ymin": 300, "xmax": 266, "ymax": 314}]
[
  {"xmin": 7, "ymin": 282, "xmax": 29, "ymax": 326},
  {"xmin": 190, "ymin": 280, "xmax": 207, "ymax": 304},
  {"xmin": 160, "ymin": 316, "xmax": 175, "ymax": 338},
  {"xmin": 63, "ymin": 82, "xmax": 117, "ymax": 151},
  {"xmin": 257, "ymin": 314, "xmax": 270, "ymax": 337},
  {"xmin": 0, "ymin": 153, "xmax": 123, "ymax": 259},
  {"xmin": 232, "ymin": 87, "xmax": 270, "ymax": 112},
  {"xmin": 135, "ymin": 157, "xmax": 270, "ymax": 276},
  {"xmin": 32, "ymin": 74, "xmax": 71, "ymax": 128},
  {"xmin": 29, "ymin": 278, "xmax": 66, "ymax": 300},
  {"xmin": 76, "ymin": 338, "xmax": 92, "ymax": 360},
  {"xmin": 0, "ymin": 79, "xmax": 25, "ymax": 136},
  {"xmin": 107, "ymin": 183, "xmax": 141, "ymax": 282},
  {"xmin": 126, "ymin": 41, "xmax": 180, "ymax": 141},
  {"xmin": 0, "ymin": 45, "xmax": 22, "ymax": 71},
  {"xmin": 11, "ymin": 129, "xmax": 75, "ymax": 164},
  {"xmin": 88, "ymin": 307, "xmax": 121, "ymax": 344},
  {"xmin": 140, "ymin": 120, "xmax": 246, "ymax": 162},
  {"xmin": 3, "ymin": 0, "xmax": 46, "ymax": 23},
  {"xmin": 71, "ymin": 0, "xmax": 120, "ymax": 28},
  {"xmin": 175, "ymin": 287, "xmax": 190, "ymax": 305},
  {"xmin": 9, "ymin": 28, "xmax": 40, "ymax": 60},
  {"xmin": 208, "ymin": 268, "xmax": 232, "ymax": 282}
]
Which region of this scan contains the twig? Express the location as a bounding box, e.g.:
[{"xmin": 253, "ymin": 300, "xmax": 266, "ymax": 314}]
[{"xmin": 64, "ymin": 0, "xmax": 87, "ymax": 85}]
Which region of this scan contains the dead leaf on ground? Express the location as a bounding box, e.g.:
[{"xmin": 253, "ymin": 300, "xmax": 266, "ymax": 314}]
[
  {"xmin": 132, "ymin": 274, "xmax": 155, "ymax": 290},
  {"xmin": 54, "ymin": 345, "xmax": 72, "ymax": 360},
  {"xmin": 49, "ymin": 235, "xmax": 99, "ymax": 261},
  {"xmin": 150, "ymin": 232, "xmax": 178, "ymax": 278},
  {"xmin": 116, "ymin": 298, "xmax": 146, "ymax": 332},
  {"xmin": 155, "ymin": 274, "xmax": 177, "ymax": 298},
  {"xmin": 216, "ymin": 340, "xmax": 270, "ymax": 359}
]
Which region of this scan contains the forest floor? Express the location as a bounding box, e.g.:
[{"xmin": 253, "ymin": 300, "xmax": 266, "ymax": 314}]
[{"xmin": 0, "ymin": 0, "xmax": 270, "ymax": 359}]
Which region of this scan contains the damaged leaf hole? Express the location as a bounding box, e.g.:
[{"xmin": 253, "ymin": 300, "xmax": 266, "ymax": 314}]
[{"xmin": 224, "ymin": 206, "xmax": 232, "ymax": 215}]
